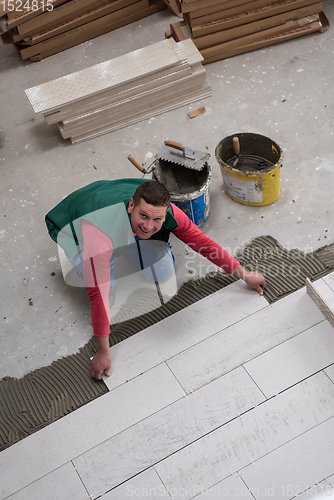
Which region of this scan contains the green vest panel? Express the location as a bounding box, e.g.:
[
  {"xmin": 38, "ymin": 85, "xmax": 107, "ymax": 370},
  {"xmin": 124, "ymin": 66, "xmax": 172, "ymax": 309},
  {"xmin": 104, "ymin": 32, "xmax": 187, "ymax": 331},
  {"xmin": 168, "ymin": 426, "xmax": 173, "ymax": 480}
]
[{"xmin": 45, "ymin": 178, "xmax": 178, "ymax": 260}]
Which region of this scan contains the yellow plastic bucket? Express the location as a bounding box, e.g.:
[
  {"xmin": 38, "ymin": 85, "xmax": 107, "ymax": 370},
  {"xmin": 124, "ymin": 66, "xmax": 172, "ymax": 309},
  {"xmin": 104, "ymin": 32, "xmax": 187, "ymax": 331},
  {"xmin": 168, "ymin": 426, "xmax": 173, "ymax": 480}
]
[{"xmin": 215, "ymin": 133, "xmax": 283, "ymax": 206}]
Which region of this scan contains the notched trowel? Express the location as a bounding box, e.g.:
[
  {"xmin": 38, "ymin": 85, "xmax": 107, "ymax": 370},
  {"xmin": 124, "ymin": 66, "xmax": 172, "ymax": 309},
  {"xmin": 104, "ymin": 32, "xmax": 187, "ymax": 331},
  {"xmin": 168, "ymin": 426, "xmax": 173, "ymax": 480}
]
[{"xmin": 158, "ymin": 140, "xmax": 210, "ymax": 171}]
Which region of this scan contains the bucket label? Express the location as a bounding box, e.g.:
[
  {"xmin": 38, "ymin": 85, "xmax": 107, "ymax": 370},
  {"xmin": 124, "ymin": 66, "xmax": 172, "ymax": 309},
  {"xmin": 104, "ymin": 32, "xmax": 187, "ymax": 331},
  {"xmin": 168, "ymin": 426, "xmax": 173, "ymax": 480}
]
[{"xmin": 222, "ymin": 172, "xmax": 263, "ymax": 203}]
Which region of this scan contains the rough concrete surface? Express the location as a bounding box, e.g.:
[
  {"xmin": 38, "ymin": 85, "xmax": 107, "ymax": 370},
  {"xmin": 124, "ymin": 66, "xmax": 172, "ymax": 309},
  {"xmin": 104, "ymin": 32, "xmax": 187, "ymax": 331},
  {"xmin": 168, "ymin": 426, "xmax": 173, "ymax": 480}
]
[{"xmin": 0, "ymin": 3, "xmax": 333, "ymax": 380}]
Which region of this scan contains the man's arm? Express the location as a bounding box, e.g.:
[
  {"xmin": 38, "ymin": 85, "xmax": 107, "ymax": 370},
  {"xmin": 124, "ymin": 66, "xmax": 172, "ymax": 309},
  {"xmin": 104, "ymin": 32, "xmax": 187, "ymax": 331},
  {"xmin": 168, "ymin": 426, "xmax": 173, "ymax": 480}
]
[
  {"xmin": 171, "ymin": 204, "xmax": 266, "ymax": 294},
  {"xmin": 82, "ymin": 220, "xmax": 113, "ymax": 379}
]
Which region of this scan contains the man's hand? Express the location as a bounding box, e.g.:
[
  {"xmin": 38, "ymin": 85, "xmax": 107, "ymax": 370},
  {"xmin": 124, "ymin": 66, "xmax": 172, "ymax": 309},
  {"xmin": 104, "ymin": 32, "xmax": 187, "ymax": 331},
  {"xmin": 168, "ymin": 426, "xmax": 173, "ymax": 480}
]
[
  {"xmin": 233, "ymin": 265, "xmax": 266, "ymax": 295},
  {"xmin": 90, "ymin": 336, "xmax": 111, "ymax": 380}
]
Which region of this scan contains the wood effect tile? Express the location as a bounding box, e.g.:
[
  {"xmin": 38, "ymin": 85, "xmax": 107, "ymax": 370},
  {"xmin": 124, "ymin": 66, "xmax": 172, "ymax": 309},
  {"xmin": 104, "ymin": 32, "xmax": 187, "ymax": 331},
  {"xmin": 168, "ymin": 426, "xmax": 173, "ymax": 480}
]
[
  {"xmin": 97, "ymin": 468, "xmax": 169, "ymax": 499},
  {"xmin": 106, "ymin": 280, "xmax": 267, "ymax": 391},
  {"xmin": 240, "ymin": 417, "xmax": 334, "ymax": 500},
  {"xmin": 72, "ymin": 367, "xmax": 264, "ymax": 498},
  {"xmin": 293, "ymin": 474, "xmax": 334, "ymax": 500},
  {"xmin": 102, "ymin": 362, "xmax": 185, "ymax": 414},
  {"xmin": 0, "ymin": 364, "xmax": 183, "ymax": 499},
  {"xmin": 325, "ymin": 363, "xmax": 334, "ymax": 383},
  {"xmin": 154, "ymin": 373, "xmax": 334, "ymax": 500},
  {"xmin": 323, "ymin": 272, "xmax": 334, "ymax": 292},
  {"xmin": 191, "ymin": 474, "xmax": 254, "ymax": 499},
  {"xmin": 244, "ymin": 319, "xmax": 334, "ymax": 397},
  {"xmin": 166, "ymin": 288, "xmax": 324, "ymax": 393},
  {"xmin": 46, "ymin": 362, "xmax": 184, "ymax": 459},
  {"xmin": 3, "ymin": 463, "xmax": 89, "ymax": 500},
  {"xmin": 0, "ymin": 426, "xmax": 72, "ymax": 499},
  {"xmin": 70, "ymin": 85, "xmax": 212, "ymax": 143},
  {"xmin": 25, "ymin": 39, "xmax": 186, "ymax": 114}
]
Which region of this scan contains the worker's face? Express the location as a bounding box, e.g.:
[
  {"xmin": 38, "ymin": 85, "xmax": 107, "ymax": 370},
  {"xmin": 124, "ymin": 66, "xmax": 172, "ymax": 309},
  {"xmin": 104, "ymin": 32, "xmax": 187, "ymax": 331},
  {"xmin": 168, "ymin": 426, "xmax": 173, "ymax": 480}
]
[{"xmin": 128, "ymin": 197, "xmax": 168, "ymax": 239}]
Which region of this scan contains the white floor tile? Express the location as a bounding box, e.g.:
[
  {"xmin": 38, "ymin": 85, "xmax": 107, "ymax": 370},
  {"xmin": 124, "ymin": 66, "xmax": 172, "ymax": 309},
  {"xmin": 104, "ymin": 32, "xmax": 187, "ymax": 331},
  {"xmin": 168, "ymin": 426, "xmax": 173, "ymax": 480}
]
[
  {"xmin": 98, "ymin": 468, "xmax": 169, "ymax": 499},
  {"xmin": 106, "ymin": 280, "xmax": 267, "ymax": 391},
  {"xmin": 325, "ymin": 363, "xmax": 334, "ymax": 383},
  {"xmin": 0, "ymin": 426, "xmax": 72, "ymax": 499},
  {"xmin": 294, "ymin": 474, "xmax": 334, "ymax": 500},
  {"xmin": 239, "ymin": 417, "xmax": 334, "ymax": 500},
  {"xmin": 323, "ymin": 272, "xmax": 334, "ymax": 292},
  {"xmin": 72, "ymin": 366, "xmax": 264, "ymax": 498},
  {"xmin": 0, "ymin": 364, "xmax": 183, "ymax": 499},
  {"xmin": 46, "ymin": 362, "xmax": 184, "ymax": 459},
  {"xmin": 154, "ymin": 373, "xmax": 334, "ymax": 500},
  {"xmin": 4, "ymin": 463, "xmax": 89, "ymax": 500},
  {"xmin": 102, "ymin": 362, "xmax": 186, "ymax": 422},
  {"xmin": 166, "ymin": 288, "xmax": 324, "ymax": 393},
  {"xmin": 191, "ymin": 474, "xmax": 254, "ymax": 499},
  {"xmin": 244, "ymin": 319, "xmax": 334, "ymax": 397}
]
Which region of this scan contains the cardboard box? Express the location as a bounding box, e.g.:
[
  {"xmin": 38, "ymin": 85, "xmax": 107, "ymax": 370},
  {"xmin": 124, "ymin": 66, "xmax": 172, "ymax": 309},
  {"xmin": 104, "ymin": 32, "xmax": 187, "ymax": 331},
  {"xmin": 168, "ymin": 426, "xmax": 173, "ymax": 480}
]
[
  {"xmin": 28, "ymin": 0, "xmax": 165, "ymax": 61},
  {"xmin": 6, "ymin": 0, "xmax": 68, "ymax": 29},
  {"xmin": 189, "ymin": 0, "xmax": 324, "ymax": 38},
  {"xmin": 176, "ymin": 0, "xmax": 229, "ymax": 15},
  {"xmin": 185, "ymin": 0, "xmax": 283, "ymax": 27},
  {"xmin": 203, "ymin": 12, "xmax": 329, "ymax": 63},
  {"xmin": 18, "ymin": 0, "xmax": 140, "ymax": 45},
  {"xmin": 17, "ymin": 0, "xmax": 148, "ymax": 58},
  {"xmin": 171, "ymin": 11, "xmax": 324, "ymax": 51},
  {"xmin": 162, "ymin": 0, "xmax": 182, "ymax": 16},
  {"xmin": 190, "ymin": 2, "xmax": 323, "ymax": 49},
  {"xmin": 170, "ymin": 19, "xmax": 191, "ymax": 42},
  {"xmin": 17, "ymin": 0, "xmax": 116, "ymax": 36}
]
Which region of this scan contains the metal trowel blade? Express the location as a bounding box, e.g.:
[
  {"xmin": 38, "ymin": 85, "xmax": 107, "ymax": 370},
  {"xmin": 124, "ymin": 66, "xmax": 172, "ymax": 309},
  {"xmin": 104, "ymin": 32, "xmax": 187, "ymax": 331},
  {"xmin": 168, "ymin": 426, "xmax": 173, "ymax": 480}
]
[{"xmin": 158, "ymin": 144, "xmax": 210, "ymax": 170}]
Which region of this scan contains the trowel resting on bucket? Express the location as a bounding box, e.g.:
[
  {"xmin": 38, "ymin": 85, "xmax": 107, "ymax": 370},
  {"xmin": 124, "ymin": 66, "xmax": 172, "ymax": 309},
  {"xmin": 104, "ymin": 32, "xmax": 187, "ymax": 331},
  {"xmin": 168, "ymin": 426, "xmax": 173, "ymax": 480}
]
[
  {"xmin": 127, "ymin": 139, "xmax": 212, "ymax": 227},
  {"xmin": 158, "ymin": 140, "xmax": 210, "ymax": 171}
]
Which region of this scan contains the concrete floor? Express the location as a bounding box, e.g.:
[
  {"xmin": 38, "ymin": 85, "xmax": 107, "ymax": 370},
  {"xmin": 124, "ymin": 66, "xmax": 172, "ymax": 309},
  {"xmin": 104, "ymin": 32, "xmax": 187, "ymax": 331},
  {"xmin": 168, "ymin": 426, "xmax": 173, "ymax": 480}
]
[{"xmin": 0, "ymin": 2, "xmax": 333, "ymax": 381}]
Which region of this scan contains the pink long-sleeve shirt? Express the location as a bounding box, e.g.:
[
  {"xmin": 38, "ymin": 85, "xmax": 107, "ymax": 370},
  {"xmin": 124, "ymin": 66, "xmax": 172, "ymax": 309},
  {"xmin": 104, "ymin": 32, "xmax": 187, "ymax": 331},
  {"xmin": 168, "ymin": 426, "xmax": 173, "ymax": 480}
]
[{"xmin": 82, "ymin": 203, "xmax": 240, "ymax": 336}]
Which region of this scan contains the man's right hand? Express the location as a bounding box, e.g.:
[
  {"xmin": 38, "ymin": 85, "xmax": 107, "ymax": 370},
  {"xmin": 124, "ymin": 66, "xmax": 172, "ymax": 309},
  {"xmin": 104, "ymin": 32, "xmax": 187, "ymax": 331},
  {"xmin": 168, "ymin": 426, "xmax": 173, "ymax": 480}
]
[{"xmin": 90, "ymin": 336, "xmax": 111, "ymax": 380}]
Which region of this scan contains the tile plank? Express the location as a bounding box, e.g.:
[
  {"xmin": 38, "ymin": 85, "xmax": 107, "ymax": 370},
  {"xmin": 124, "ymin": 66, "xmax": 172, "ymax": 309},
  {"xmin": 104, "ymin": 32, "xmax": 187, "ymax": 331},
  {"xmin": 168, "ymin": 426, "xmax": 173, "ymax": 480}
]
[
  {"xmin": 0, "ymin": 426, "xmax": 72, "ymax": 500},
  {"xmin": 325, "ymin": 363, "xmax": 334, "ymax": 383},
  {"xmin": 73, "ymin": 367, "xmax": 265, "ymax": 498},
  {"xmin": 154, "ymin": 373, "xmax": 334, "ymax": 500},
  {"xmin": 191, "ymin": 474, "xmax": 254, "ymax": 499},
  {"xmin": 167, "ymin": 288, "xmax": 324, "ymax": 393},
  {"xmin": 4, "ymin": 463, "xmax": 89, "ymax": 500},
  {"xmin": 48, "ymin": 362, "xmax": 185, "ymax": 458},
  {"xmin": 0, "ymin": 364, "xmax": 184, "ymax": 499},
  {"xmin": 293, "ymin": 474, "xmax": 334, "ymax": 500},
  {"xmin": 98, "ymin": 468, "xmax": 169, "ymax": 499},
  {"xmin": 244, "ymin": 319, "xmax": 334, "ymax": 397},
  {"xmin": 106, "ymin": 281, "xmax": 267, "ymax": 391},
  {"xmin": 240, "ymin": 417, "xmax": 334, "ymax": 500},
  {"xmin": 323, "ymin": 271, "xmax": 334, "ymax": 292}
]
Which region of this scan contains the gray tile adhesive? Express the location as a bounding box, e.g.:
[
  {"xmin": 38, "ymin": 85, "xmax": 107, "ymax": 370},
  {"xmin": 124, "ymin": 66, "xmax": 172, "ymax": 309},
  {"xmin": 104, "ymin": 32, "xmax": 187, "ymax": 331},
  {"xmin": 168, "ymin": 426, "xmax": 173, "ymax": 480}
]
[{"xmin": 1, "ymin": 235, "xmax": 334, "ymax": 451}]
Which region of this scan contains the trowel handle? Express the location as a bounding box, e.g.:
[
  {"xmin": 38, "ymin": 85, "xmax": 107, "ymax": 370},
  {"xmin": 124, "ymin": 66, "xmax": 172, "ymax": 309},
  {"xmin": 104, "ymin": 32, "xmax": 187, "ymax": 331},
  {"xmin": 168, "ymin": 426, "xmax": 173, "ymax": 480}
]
[
  {"xmin": 128, "ymin": 154, "xmax": 145, "ymax": 173},
  {"xmin": 164, "ymin": 140, "xmax": 185, "ymax": 152},
  {"xmin": 233, "ymin": 137, "xmax": 240, "ymax": 155}
]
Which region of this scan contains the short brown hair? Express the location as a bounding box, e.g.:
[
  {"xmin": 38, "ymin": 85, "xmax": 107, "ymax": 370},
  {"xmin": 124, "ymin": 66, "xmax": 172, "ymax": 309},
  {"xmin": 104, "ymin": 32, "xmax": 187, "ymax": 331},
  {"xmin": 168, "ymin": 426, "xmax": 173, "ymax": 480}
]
[{"xmin": 133, "ymin": 180, "xmax": 171, "ymax": 207}]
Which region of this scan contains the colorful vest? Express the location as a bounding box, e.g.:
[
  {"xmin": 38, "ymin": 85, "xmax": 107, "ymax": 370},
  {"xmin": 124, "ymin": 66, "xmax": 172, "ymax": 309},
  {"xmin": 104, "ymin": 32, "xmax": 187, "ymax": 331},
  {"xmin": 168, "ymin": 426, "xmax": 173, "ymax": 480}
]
[{"xmin": 45, "ymin": 178, "xmax": 178, "ymax": 260}]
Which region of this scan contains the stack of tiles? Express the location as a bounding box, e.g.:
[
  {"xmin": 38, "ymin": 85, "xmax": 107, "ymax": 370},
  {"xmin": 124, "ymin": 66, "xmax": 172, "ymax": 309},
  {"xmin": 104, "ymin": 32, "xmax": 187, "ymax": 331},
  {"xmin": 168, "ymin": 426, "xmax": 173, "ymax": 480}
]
[
  {"xmin": 24, "ymin": 38, "xmax": 211, "ymax": 144},
  {"xmin": 0, "ymin": 0, "xmax": 165, "ymax": 61},
  {"xmin": 166, "ymin": 0, "xmax": 330, "ymax": 64}
]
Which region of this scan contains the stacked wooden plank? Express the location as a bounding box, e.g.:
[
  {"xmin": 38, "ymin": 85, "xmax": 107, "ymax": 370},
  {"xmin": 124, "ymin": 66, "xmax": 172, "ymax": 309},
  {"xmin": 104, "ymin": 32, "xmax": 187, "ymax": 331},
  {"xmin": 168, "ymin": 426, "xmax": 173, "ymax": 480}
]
[
  {"xmin": 24, "ymin": 38, "xmax": 211, "ymax": 144},
  {"xmin": 166, "ymin": 0, "xmax": 329, "ymax": 64},
  {"xmin": 0, "ymin": 0, "xmax": 166, "ymax": 61}
]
